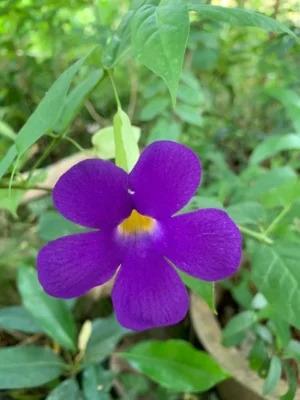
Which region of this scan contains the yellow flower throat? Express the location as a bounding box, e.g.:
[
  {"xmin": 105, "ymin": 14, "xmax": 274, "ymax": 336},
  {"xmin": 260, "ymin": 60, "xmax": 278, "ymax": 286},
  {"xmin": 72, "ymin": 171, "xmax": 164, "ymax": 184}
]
[{"xmin": 118, "ymin": 210, "xmax": 155, "ymax": 235}]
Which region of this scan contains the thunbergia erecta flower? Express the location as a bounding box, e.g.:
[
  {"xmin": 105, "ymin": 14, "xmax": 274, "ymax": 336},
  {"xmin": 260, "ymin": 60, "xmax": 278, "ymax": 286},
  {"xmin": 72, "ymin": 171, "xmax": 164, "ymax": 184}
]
[{"xmin": 37, "ymin": 141, "xmax": 241, "ymax": 330}]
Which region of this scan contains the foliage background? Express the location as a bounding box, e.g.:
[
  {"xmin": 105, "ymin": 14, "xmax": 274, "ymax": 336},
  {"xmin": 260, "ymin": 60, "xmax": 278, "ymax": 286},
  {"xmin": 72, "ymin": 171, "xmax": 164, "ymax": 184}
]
[{"xmin": 0, "ymin": 0, "xmax": 300, "ymax": 399}]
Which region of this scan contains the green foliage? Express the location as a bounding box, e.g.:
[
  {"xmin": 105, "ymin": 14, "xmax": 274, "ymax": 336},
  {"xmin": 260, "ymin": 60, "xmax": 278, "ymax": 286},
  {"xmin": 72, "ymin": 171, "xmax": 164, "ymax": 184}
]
[
  {"xmin": 131, "ymin": 0, "xmax": 190, "ymax": 106},
  {"xmin": 46, "ymin": 379, "xmax": 81, "ymax": 400},
  {"xmin": 0, "ymin": 346, "xmax": 67, "ymax": 389},
  {"xmin": 120, "ymin": 340, "xmax": 230, "ymax": 392},
  {"xmin": 18, "ymin": 266, "xmax": 77, "ymax": 351},
  {"xmin": 1, "ymin": 0, "xmax": 300, "ymax": 398}
]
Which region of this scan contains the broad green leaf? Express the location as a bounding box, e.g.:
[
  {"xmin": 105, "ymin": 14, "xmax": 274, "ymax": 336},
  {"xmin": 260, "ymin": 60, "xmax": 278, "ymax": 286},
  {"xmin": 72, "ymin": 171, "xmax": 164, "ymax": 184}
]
[
  {"xmin": 222, "ymin": 311, "xmax": 256, "ymax": 343},
  {"xmin": 147, "ymin": 118, "xmax": 180, "ymax": 144},
  {"xmin": 92, "ymin": 125, "xmax": 140, "ymax": 160},
  {"xmin": 0, "ymin": 306, "xmax": 42, "ymax": 333},
  {"xmin": 46, "ymin": 379, "xmax": 81, "ymax": 400},
  {"xmin": 131, "ymin": 0, "xmax": 190, "ymax": 106},
  {"xmin": 38, "ymin": 211, "xmax": 85, "ymax": 241},
  {"xmin": 265, "ymin": 88, "xmax": 300, "ymax": 132},
  {"xmin": 263, "ymin": 356, "xmax": 282, "ymax": 395},
  {"xmin": 0, "ymin": 346, "xmax": 67, "ymax": 389},
  {"xmin": 0, "ymin": 144, "xmax": 17, "ymax": 179},
  {"xmin": 54, "ymin": 69, "xmax": 104, "ymax": 133},
  {"xmin": 178, "ymin": 270, "xmax": 215, "ymax": 312},
  {"xmin": 247, "ymin": 167, "xmax": 297, "ymax": 200},
  {"xmin": 18, "ymin": 266, "xmax": 76, "ymax": 351},
  {"xmin": 226, "ymin": 201, "xmax": 265, "ymax": 225},
  {"xmin": 113, "ymin": 108, "xmax": 140, "ymax": 172},
  {"xmin": 15, "ymin": 46, "xmax": 102, "ymax": 157},
  {"xmin": 175, "ymin": 103, "xmax": 203, "ymax": 127},
  {"xmin": 82, "ymin": 365, "xmax": 115, "ymax": 400},
  {"xmin": 189, "ymin": 196, "xmax": 224, "ymax": 210},
  {"xmin": 252, "ymin": 243, "xmax": 300, "ymax": 329},
  {"xmin": 0, "ymin": 188, "xmax": 23, "ymax": 217},
  {"xmin": 189, "ymin": 5, "xmax": 299, "ymax": 40},
  {"xmin": 119, "ymin": 340, "xmax": 230, "ymax": 392},
  {"xmin": 84, "ymin": 314, "xmax": 129, "ymax": 364},
  {"xmin": 250, "ymin": 134, "xmax": 300, "ymax": 165},
  {"xmin": 0, "ymin": 120, "xmax": 16, "ymax": 141},
  {"xmin": 281, "ymin": 361, "xmax": 298, "ymax": 400},
  {"xmin": 140, "ymin": 97, "xmax": 169, "ymax": 121},
  {"xmin": 103, "ymin": 6, "xmax": 137, "ymax": 68}
]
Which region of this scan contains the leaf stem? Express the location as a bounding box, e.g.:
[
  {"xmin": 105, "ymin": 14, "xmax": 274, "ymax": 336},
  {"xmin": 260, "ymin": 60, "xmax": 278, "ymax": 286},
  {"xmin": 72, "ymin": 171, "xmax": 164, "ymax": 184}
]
[
  {"xmin": 107, "ymin": 69, "xmax": 122, "ymax": 109},
  {"xmin": 238, "ymin": 225, "xmax": 273, "ymax": 245},
  {"xmin": 264, "ymin": 205, "xmax": 291, "ymax": 235},
  {"xmin": 0, "ymin": 182, "xmax": 52, "ymax": 192}
]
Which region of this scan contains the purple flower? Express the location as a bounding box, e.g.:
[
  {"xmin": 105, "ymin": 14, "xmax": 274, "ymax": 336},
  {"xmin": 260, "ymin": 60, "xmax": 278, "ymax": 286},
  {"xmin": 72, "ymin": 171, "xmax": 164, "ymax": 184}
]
[{"xmin": 37, "ymin": 141, "xmax": 241, "ymax": 331}]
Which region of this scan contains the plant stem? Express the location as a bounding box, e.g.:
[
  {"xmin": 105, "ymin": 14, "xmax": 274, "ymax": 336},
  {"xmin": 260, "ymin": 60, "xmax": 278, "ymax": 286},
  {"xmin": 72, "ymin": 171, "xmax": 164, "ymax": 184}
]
[
  {"xmin": 0, "ymin": 182, "xmax": 52, "ymax": 192},
  {"xmin": 264, "ymin": 205, "xmax": 291, "ymax": 235},
  {"xmin": 107, "ymin": 69, "xmax": 122, "ymax": 109},
  {"xmin": 238, "ymin": 225, "xmax": 273, "ymax": 245},
  {"xmin": 26, "ymin": 134, "xmax": 61, "ymax": 182}
]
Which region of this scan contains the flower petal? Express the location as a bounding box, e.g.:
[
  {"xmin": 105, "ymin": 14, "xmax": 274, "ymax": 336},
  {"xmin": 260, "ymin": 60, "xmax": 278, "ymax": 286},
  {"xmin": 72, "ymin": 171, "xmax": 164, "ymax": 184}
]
[
  {"xmin": 161, "ymin": 209, "xmax": 242, "ymax": 281},
  {"xmin": 37, "ymin": 231, "xmax": 123, "ymax": 299},
  {"xmin": 112, "ymin": 241, "xmax": 189, "ymax": 331},
  {"xmin": 128, "ymin": 141, "xmax": 201, "ymax": 219},
  {"xmin": 53, "ymin": 159, "xmax": 132, "ymax": 229}
]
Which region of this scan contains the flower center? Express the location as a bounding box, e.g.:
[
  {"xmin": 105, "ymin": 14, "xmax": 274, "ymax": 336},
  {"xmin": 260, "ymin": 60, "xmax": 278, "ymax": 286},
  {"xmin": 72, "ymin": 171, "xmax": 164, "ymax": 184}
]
[{"xmin": 118, "ymin": 210, "xmax": 156, "ymax": 235}]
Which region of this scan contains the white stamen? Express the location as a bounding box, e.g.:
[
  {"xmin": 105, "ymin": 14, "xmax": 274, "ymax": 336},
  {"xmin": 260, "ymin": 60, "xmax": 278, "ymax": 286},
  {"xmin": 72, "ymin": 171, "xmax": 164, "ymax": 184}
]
[{"xmin": 128, "ymin": 189, "xmax": 135, "ymax": 195}]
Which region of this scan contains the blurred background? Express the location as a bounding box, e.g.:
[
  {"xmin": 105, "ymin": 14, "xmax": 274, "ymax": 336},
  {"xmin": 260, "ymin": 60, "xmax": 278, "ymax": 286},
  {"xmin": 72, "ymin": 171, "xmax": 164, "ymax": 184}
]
[{"xmin": 0, "ymin": 0, "xmax": 300, "ymax": 399}]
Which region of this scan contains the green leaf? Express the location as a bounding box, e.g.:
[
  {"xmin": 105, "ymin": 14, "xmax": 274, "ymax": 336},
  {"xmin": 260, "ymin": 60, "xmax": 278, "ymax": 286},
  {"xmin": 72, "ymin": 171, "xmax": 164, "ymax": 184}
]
[
  {"xmin": 189, "ymin": 5, "xmax": 299, "ymax": 40},
  {"xmin": 147, "ymin": 118, "xmax": 180, "ymax": 144},
  {"xmin": 177, "ymin": 84, "xmax": 203, "ymax": 107},
  {"xmin": 103, "ymin": 6, "xmax": 138, "ymax": 68},
  {"xmin": 92, "ymin": 125, "xmax": 140, "ymax": 160},
  {"xmin": 249, "ymin": 337, "xmax": 269, "ymax": 371},
  {"xmin": 247, "ymin": 167, "xmax": 297, "ymax": 200},
  {"xmin": 113, "ymin": 108, "xmax": 140, "ymax": 172},
  {"xmin": 250, "ymin": 134, "xmax": 300, "ymax": 165},
  {"xmin": 284, "ymin": 340, "xmax": 300, "ymax": 364},
  {"xmin": 131, "ymin": 0, "xmax": 190, "ymax": 106},
  {"xmin": 281, "ymin": 361, "xmax": 298, "ymax": 400},
  {"xmin": 54, "ymin": 69, "xmax": 104, "ymax": 133},
  {"xmin": 175, "ymin": 103, "xmax": 203, "ymax": 127},
  {"xmin": 0, "ymin": 306, "xmax": 42, "ymax": 333},
  {"xmin": 82, "ymin": 365, "xmax": 115, "ymax": 400},
  {"xmin": 0, "ymin": 144, "xmax": 17, "ymax": 179},
  {"xmin": 46, "ymin": 379, "xmax": 81, "ymax": 400},
  {"xmin": 0, "ymin": 346, "xmax": 67, "ymax": 389},
  {"xmin": 0, "ymin": 188, "xmax": 23, "ymax": 217},
  {"xmin": 222, "ymin": 311, "xmax": 256, "ymax": 343},
  {"xmin": 263, "ymin": 355, "xmax": 282, "ymax": 395},
  {"xmin": 271, "ymin": 317, "xmax": 291, "ymax": 349},
  {"xmin": 118, "ymin": 373, "xmax": 149, "ymax": 399},
  {"xmin": 226, "ymin": 201, "xmax": 265, "ymax": 225},
  {"xmin": 261, "ymin": 180, "xmax": 300, "ymax": 209},
  {"xmin": 265, "ymin": 88, "xmax": 300, "ymax": 132},
  {"xmin": 140, "ymin": 98, "xmax": 169, "ymax": 121},
  {"xmin": 18, "ymin": 266, "xmax": 76, "ymax": 351},
  {"xmin": 84, "ymin": 314, "xmax": 129, "ymax": 364},
  {"xmin": 119, "ymin": 340, "xmax": 230, "ymax": 392},
  {"xmin": 178, "ymin": 270, "xmax": 215, "ymax": 312},
  {"xmin": 14, "ymin": 46, "xmax": 102, "ymax": 158},
  {"xmin": 0, "ymin": 120, "xmax": 16, "ymax": 141},
  {"xmin": 252, "ymin": 243, "xmax": 300, "ymax": 329},
  {"xmin": 38, "ymin": 211, "xmax": 85, "ymax": 241}
]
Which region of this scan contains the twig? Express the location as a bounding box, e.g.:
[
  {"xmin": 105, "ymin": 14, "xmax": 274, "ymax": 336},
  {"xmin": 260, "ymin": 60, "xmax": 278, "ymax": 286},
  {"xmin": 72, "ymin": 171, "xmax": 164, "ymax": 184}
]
[{"xmin": 84, "ymin": 100, "xmax": 110, "ymax": 127}]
